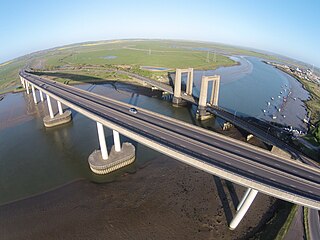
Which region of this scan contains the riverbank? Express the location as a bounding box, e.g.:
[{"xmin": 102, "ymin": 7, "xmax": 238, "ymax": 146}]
[
  {"xmin": 265, "ymin": 62, "xmax": 320, "ymax": 125},
  {"xmin": 0, "ymin": 155, "xmax": 277, "ymax": 240},
  {"xmin": 264, "ymin": 61, "xmax": 320, "ymax": 148}
]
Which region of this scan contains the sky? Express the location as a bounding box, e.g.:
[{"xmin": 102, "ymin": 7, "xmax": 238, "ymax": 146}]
[{"xmin": 1, "ymin": 0, "xmax": 319, "ymax": 67}]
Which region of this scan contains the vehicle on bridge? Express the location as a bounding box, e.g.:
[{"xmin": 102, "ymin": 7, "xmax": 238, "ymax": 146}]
[{"xmin": 129, "ymin": 108, "xmax": 138, "ymax": 114}]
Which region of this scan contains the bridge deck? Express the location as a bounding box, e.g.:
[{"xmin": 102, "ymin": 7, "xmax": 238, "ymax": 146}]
[{"xmin": 20, "ymin": 70, "xmax": 320, "ymax": 210}]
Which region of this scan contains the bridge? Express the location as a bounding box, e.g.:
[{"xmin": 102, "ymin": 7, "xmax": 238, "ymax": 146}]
[
  {"xmin": 128, "ymin": 67, "xmax": 315, "ymax": 164},
  {"xmin": 19, "ymin": 69, "xmax": 320, "ymax": 230}
]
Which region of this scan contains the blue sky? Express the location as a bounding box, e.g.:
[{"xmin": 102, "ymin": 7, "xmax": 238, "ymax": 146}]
[{"xmin": 1, "ymin": 0, "xmax": 319, "ymax": 66}]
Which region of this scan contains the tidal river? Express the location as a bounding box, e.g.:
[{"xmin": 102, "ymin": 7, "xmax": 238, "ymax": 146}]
[{"xmin": 0, "ymin": 56, "xmax": 309, "ymax": 205}]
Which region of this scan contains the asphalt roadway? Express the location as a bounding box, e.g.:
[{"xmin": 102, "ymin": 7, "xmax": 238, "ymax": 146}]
[{"xmin": 20, "ymin": 70, "xmax": 320, "ymax": 210}]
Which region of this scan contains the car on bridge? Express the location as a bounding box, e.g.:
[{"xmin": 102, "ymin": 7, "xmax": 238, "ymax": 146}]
[{"xmin": 129, "ymin": 108, "xmax": 138, "ymax": 114}]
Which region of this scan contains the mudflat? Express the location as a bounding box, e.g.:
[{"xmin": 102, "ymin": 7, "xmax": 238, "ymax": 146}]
[{"xmin": 0, "ymin": 156, "xmax": 276, "ymax": 240}]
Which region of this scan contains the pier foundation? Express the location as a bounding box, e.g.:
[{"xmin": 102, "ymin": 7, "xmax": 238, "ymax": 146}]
[
  {"xmin": 88, "ymin": 123, "xmax": 135, "ymax": 174},
  {"xmin": 88, "ymin": 143, "xmax": 135, "ymax": 174},
  {"xmin": 43, "ymin": 96, "xmax": 72, "ymax": 127}
]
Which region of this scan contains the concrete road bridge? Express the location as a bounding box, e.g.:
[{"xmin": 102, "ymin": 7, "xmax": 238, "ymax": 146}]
[{"xmin": 19, "ymin": 69, "xmax": 320, "ymax": 230}]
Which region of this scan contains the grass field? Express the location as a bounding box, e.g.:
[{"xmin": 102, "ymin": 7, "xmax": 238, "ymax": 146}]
[{"xmin": 0, "ymin": 39, "xmax": 279, "ymax": 92}]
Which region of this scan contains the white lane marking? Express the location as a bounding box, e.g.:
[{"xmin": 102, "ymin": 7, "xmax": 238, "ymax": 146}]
[
  {"xmin": 275, "ymin": 163, "xmax": 280, "ymax": 167},
  {"xmin": 256, "ymin": 157, "xmax": 262, "ymax": 160},
  {"xmin": 234, "ymin": 149, "xmax": 241, "ymax": 153},
  {"xmin": 290, "ymin": 185, "xmax": 296, "ymax": 188},
  {"xmin": 270, "ymin": 178, "xmax": 276, "ymax": 181},
  {"xmin": 225, "ymin": 161, "xmax": 231, "ymax": 165},
  {"xmin": 308, "ymin": 190, "xmax": 314, "ymax": 194},
  {"xmin": 181, "ymin": 144, "xmax": 186, "ymax": 148},
  {"xmin": 203, "ymin": 153, "xmax": 209, "ymax": 157},
  {"xmin": 162, "ymin": 137, "xmax": 167, "ymax": 140},
  {"xmin": 308, "ymin": 175, "xmax": 314, "ymax": 179},
  {"xmin": 293, "ymin": 170, "xmax": 297, "ymax": 173},
  {"xmin": 248, "ymin": 170, "xmax": 255, "ymax": 174}
]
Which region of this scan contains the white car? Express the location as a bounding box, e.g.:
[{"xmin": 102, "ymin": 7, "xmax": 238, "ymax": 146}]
[{"xmin": 129, "ymin": 108, "xmax": 138, "ymax": 114}]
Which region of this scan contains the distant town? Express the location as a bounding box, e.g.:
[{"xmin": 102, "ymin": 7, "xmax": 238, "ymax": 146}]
[{"xmin": 267, "ymin": 61, "xmax": 320, "ymax": 85}]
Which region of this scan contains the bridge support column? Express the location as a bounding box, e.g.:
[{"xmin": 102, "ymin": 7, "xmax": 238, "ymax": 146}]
[
  {"xmin": 31, "ymin": 85, "xmax": 38, "ymax": 104},
  {"xmin": 172, "ymin": 68, "xmax": 193, "ymax": 106},
  {"xmin": 57, "ymin": 101, "xmax": 63, "ymax": 115},
  {"xmin": 26, "ymin": 81, "xmax": 30, "ymax": 94},
  {"xmin": 229, "ymin": 188, "xmax": 258, "ymax": 230},
  {"xmin": 97, "ymin": 122, "xmax": 108, "ymax": 160},
  {"xmin": 20, "ymin": 76, "xmax": 25, "ymax": 88},
  {"xmin": 172, "ymin": 69, "xmax": 183, "ymax": 106},
  {"xmin": 186, "ymin": 68, "xmax": 194, "ymax": 95},
  {"xmin": 236, "ymin": 188, "xmax": 252, "ymax": 211},
  {"xmin": 113, "ymin": 130, "xmax": 121, "ymax": 152},
  {"xmin": 88, "ymin": 124, "xmax": 136, "ymax": 175},
  {"xmin": 39, "ymin": 90, "xmax": 44, "ymax": 102},
  {"xmin": 47, "ymin": 95, "xmax": 54, "ymax": 118},
  {"xmin": 43, "ymin": 95, "xmax": 72, "ymax": 128},
  {"xmin": 196, "ymin": 75, "xmax": 220, "ymax": 120}
]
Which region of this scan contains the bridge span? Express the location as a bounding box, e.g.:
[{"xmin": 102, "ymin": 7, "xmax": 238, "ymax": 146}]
[{"xmin": 19, "ymin": 70, "xmax": 320, "ymax": 230}]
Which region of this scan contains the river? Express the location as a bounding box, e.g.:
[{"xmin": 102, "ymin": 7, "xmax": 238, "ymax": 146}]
[{"xmin": 0, "ymin": 56, "xmax": 309, "ymax": 205}]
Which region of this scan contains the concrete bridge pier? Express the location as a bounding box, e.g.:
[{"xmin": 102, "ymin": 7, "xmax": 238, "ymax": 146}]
[
  {"xmin": 31, "ymin": 85, "xmax": 38, "ymax": 104},
  {"xmin": 172, "ymin": 68, "xmax": 193, "ymax": 106},
  {"xmin": 229, "ymin": 188, "xmax": 258, "ymax": 230},
  {"xmin": 57, "ymin": 101, "xmax": 63, "ymax": 115},
  {"xmin": 26, "ymin": 81, "xmax": 30, "ymax": 94},
  {"xmin": 88, "ymin": 123, "xmax": 135, "ymax": 175},
  {"xmin": 20, "ymin": 76, "xmax": 26, "ymax": 88},
  {"xmin": 43, "ymin": 95, "xmax": 72, "ymax": 127},
  {"xmin": 39, "ymin": 90, "xmax": 44, "ymax": 102},
  {"xmin": 196, "ymin": 75, "xmax": 220, "ymax": 120}
]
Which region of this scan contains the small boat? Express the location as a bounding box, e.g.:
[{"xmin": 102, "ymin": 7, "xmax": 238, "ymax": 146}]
[
  {"xmin": 263, "ymin": 109, "xmax": 266, "ymax": 113},
  {"xmin": 293, "ymin": 97, "xmax": 297, "ymax": 101},
  {"xmin": 280, "ymin": 91, "xmax": 283, "ymax": 94},
  {"xmin": 271, "ymin": 97, "xmax": 274, "ymax": 100},
  {"xmin": 272, "ymin": 116, "xmax": 277, "ymax": 119},
  {"xmin": 278, "ymin": 108, "xmax": 281, "ymax": 112},
  {"xmin": 267, "ymin": 102, "xmax": 271, "ymax": 106},
  {"xmin": 278, "ymin": 95, "xmax": 281, "ymax": 98},
  {"xmin": 283, "ymin": 115, "xmax": 286, "ymax": 118}
]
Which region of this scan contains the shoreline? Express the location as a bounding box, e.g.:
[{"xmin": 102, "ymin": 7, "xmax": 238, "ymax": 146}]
[{"xmin": 264, "ymin": 61, "xmax": 315, "ymax": 121}]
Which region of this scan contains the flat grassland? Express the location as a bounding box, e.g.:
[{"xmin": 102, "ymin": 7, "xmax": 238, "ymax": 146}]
[{"xmin": 0, "ymin": 39, "xmax": 276, "ymax": 93}]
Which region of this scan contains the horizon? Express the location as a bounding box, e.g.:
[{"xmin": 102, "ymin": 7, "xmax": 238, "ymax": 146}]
[{"xmin": 1, "ymin": 0, "xmax": 320, "ymax": 67}]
